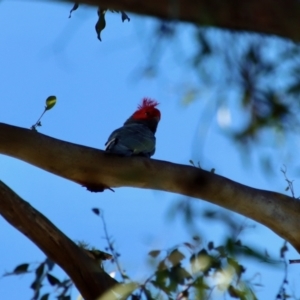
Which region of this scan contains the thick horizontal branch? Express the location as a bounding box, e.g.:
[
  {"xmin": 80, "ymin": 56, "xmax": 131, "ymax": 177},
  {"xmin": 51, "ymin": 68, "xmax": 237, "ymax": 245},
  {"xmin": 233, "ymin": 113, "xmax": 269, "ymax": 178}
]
[
  {"xmin": 0, "ymin": 179, "xmax": 118, "ymax": 300},
  {"xmin": 59, "ymin": 0, "xmax": 300, "ymax": 42},
  {"xmin": 1, "ymin": 122, "xmax": 300, "ymax": 253}
]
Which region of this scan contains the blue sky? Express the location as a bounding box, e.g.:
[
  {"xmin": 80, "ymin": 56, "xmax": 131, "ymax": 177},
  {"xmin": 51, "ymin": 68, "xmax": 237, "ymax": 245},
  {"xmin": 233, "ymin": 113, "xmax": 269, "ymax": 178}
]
[{"xmin": 0, "ymin": 1, "xmax": 299, "ymax": 299}]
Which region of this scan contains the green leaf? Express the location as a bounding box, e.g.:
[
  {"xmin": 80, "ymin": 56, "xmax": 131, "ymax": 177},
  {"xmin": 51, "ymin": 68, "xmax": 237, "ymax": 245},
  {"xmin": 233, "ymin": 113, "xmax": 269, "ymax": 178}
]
[
  {"xmin": 13, "ymin": 263, "xmax": 29, "ymax": 274},
  {"xmin": 47, "ymin": 273, "xmax": 61, "ymax": 286},
  {"xmin": 168, "ymin": 249, "xmax": 185, "ymax": 266},
  {"xmin": 45, "ymin": 96, "xmax": 56, "ymax": 111},
  {"xmin": 148, "ymin": 250, "xmax": 161, "ymax": 258},
  {"xmin": 169, "ymin": 265, "xmax": 191, "ymax": 284}
]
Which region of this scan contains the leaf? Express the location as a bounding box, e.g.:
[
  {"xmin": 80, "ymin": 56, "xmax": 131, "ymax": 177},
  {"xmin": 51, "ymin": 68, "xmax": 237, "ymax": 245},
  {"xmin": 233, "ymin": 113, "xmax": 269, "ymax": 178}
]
[
  {"xmin": 30, "ymin": 278, "xmax": 42, "ymax": 291},
  {"xmin": 13, "ymin": 263, "xmax": 29, "ymax": 274},
  {"xmin": 143, "ymin": 288, "xmax": 155, "ymax": 300},
  {"xmin": 45, "ymin": 258, "xmax": 55, "ymax": 271},
  {"xmin": 148, "ymin": 250, "xmax": 161, "ymax": 258},
  {"xmin": 45, "ymin": 96, "xmax": 56, "ymax": 111},
  {"xmin": 100, "ymin": 282, "xmax": 138, "ymax": 300},
  {"xmin": 92, "ymin": 208, "xmax": 100, "ymax": 215},
  {"xmin": 183, "ymin": 242, "xmax": 193, "ymax": 249},
  {"xmin": 152, "ymin": 269, "xmax": 171, "ymax": 295},
  {"xmin": 193, "ymin": 235, "xmax": 201, "ymax": 241},
  {"xmin": 35, "ymin": 262, "xmax": 45, "ymax": 278},
  {"xmin": 121, "ymin": 11, "xmax": 130, "ymax": 22},
  {"xmin": 169, "ymin": 265, "xmax": 192, "ymax": 284},
  {"xmin": 189, "ymin": 160, "xmax": 195, "ymax": 166},
  {"xmin": 207, "ymin": 241, "xmax": 214, "ymax": 250},
  {"xmin": 95, "ymin": 8, "xmax": 107, "ymax": 41},
  {"xmin": 69, "ymin": 3, "xmax": 79, "ymax": 18},
  {"xmin": 228, "ymin": 285, "xmax": 240, "ymax": 298},
  {"xmin": 40, "ymin": 293, "xmax": 49, "ymax": 300},
  {"xmin": 58, "ymin": 296, "xmax": 71, "ymax": 300},
  {"xmin": 157, "ymin": 260, "xmax": 167, "ymax": 271},
  {"xmin": 168, "ymin": 249, "xmax": 185, "ymax": 266},
  {"xmin": 47, "ymin": 273, "xmax": 61, "ymax": 286}
]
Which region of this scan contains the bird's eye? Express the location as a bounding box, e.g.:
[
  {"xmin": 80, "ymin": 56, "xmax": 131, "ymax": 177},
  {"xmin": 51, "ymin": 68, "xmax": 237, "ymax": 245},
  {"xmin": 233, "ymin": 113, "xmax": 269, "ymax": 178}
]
[{"xmin": 145, "ymin": 111, "xmax": 150, "ymax": 116}]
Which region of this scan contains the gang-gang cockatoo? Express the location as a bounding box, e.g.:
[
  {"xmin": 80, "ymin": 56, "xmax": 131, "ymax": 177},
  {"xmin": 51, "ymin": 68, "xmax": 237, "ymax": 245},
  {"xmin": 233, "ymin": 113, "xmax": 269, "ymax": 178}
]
[{"xmin": 105, "ymin": 98, "xmax": 160, "ymax": 157}]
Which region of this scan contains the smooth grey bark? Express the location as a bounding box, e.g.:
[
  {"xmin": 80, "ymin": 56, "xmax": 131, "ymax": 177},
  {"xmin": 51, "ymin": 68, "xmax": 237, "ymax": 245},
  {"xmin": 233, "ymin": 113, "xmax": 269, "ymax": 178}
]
[{"xmin": 1, "ymin": 122, "xmax": 300, "ymax": 253}]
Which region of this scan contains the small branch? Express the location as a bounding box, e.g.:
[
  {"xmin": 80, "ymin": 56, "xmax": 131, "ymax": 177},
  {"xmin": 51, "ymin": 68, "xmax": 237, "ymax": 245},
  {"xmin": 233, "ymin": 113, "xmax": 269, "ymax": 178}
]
[
  {"xmin": 100, "ymin": 212, "xmax": 127, "ymax": 281},
  {"xmin": 0, "ymin": 180, "xmax": 117, "ymax": 300},
  {"xmin": 289, "ymin": 259, "xmax": 300, "ymax": 264}
]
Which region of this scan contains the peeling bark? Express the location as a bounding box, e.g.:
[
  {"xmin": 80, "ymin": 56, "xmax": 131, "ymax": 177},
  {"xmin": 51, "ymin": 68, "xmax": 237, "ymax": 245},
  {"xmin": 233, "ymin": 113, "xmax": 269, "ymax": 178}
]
[{"xmin": 1, "ymin": 122, "xmax": 300, "ymax": 253}]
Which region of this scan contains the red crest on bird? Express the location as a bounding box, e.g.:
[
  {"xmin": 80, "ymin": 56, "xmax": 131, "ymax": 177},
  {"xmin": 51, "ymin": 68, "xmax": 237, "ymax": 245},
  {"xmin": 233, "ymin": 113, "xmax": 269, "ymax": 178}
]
[{"xmin": 132, "ymin": 98, "xmax": 161, "ymax": 121}]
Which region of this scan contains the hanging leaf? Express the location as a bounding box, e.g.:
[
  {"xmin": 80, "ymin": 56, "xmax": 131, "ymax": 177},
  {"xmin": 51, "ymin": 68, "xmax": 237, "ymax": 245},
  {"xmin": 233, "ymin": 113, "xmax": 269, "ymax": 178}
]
[
  {"xmin": 45, "ymin": 96, "xmax": 57, "ymax": 111},
  {"xmin": 69, "ymin": 3, "xmax": 79, "ymax": 18},
  {"xmin": 95, "ymin": 8, "xmax": 107, "ymax": 41},
  {"xmin": 46, "ymin": 273, "xmax": 61, "ymax": 286},
  {"xmin": 92, "ymin": 208, "xmax": 100, "ymax": 215},
  {"xmin": 121, "ymin": 11, "xmax": 130, "ymax": 22}
]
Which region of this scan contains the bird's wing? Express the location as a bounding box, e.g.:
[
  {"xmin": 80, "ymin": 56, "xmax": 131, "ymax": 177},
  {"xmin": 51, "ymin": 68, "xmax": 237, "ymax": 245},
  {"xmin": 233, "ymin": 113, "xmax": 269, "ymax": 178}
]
[{"xmin": 105, "ymin": 124, "xmax": 155, "ymax": 156}]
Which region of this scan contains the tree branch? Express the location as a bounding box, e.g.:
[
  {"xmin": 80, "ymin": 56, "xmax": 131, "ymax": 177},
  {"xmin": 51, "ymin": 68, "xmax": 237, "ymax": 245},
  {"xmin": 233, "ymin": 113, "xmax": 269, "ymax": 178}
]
[
  {"xmin": 0, "ymin": 179, "xmax": 118, "ymax": 300},
  {"xmin": 60, "ymin": 0, "xmax": 300, "ymax": 42},
  {"xmin": 1, "ymin": 122, "xmax": 300, "ymax": 253}
]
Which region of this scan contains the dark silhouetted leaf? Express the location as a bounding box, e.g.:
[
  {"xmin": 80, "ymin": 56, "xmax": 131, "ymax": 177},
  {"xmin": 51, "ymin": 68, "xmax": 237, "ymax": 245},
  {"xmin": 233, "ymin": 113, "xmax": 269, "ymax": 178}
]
[
  {"xmin": 95, "ymin": 8, "xmax": 106, "ymax": 41},
  {"xmin": 40, "ymin": 293, "xmax": 49, "ymax": 300},
  {"xmin": 92, "ymin": 208, "xmax": 100, "ymax": 215},
  {"xmin": 69, "ymin": 3, "xmax": 79, "ymax": 18},
  {"xmin": 143, "ymin": 288, "xmax": 155, "ymax": 300},
  {"xmin": 35, "ymin": 262, "xmax": 45, "ymax": 278},
  {"xmin": 183, "ymin": 242, "xmax": 193, "ymax": 249},
  {"xmin": 47, "ymin": 273, "xmax": 61, "ymax": 286},
  {"xmin": 148, "ymin": 250, "xmax": 161, "ymax": 258},
  {"xmin": 121, "ymin": 11, "xmax": 130, "ymax": 22},
  {"xmin": 45, "ymin": 258, "xmax": 55, "ymax": 271},
  {"xmin": 208, "ymin": 241, "xmax": 214, "ymax": 250},
  {"xmin": 13, "ymin": 263, "xmax": 29, "ymax": 274}
]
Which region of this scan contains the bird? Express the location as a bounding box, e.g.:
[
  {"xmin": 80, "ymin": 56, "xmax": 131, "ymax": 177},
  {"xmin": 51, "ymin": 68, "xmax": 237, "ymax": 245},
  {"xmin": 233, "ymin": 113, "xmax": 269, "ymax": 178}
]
[{"xmin": 105, "ymin": 98, "xmax": 160, "ymax": 157}]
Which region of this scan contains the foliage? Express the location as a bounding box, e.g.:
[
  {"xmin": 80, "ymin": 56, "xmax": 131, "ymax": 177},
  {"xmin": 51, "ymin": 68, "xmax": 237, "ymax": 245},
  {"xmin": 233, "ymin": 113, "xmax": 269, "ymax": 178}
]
[
  {"xmin": 31, "ymin": 95, "xmax": 57, "ymax": 131},
  {"xmin": 3, "ymin": 208, "xmax": 292, "ymax": 300},
  {"xmin": 69, "ymin": 3, "xmax": 130, "ymax": 41}
]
